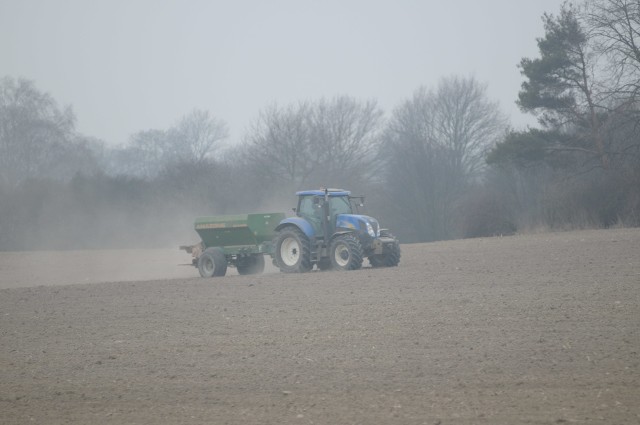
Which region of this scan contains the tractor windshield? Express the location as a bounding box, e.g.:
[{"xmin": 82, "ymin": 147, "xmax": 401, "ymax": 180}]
[{"xmin": 329, "ymin": 196, "xmax": 352, "ymax": 216}]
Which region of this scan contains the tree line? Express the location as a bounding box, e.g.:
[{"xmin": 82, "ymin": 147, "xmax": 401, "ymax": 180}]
[{"xmin": 0, "ymin": 0, "xmax": 638, "ymax": 250}]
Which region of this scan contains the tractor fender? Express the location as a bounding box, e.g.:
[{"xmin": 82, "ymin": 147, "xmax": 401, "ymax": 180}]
[
  {"xmin": 329, "ymin": 230, "xmax": 356, "ymax": 242},
  {"xmin": 275, "ymin": 217, "xmax": 315, "ymax": 239}
]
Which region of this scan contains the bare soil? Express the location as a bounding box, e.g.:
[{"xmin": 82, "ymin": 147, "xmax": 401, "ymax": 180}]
[{"xmin": 1, "ymin": 228, "xmax": 639, "ymax": 424}]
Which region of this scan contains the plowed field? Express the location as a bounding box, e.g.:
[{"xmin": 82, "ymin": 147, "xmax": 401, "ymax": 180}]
[{"xmin": 1, "ymin": 228, "xmax": 639, "ymax": 424}]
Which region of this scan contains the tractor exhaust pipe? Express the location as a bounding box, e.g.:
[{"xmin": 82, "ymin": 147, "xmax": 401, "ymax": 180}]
[{"xmin": 323, "ymin": 187, "xmax": 331, "ymax": 255}]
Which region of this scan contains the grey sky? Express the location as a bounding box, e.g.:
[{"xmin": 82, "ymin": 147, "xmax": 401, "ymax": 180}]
[{"xmin": 1, "ymin": 0, "xmax": 565, "ymax": 147}]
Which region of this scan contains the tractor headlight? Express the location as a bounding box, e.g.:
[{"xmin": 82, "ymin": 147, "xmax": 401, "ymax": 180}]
[{"xmin": 365, "ymin": 221, "xmax": 376, "ymax": 237}]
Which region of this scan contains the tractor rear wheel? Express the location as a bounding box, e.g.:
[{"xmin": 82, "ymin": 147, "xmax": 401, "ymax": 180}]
[
  {"xmin": 273, "ymin": 227, "xmax": 312, "ymax": 273},
  {"xmin": 329, "ymin": 233, "xmax": 363, "ymax": 271},
  {"xmin": 237, "ymin": 254, "xmax": 265, "ymax": 275},
  {"xmin": 198, "ymin": 247, "xmax": 228, "ymax": 277}
]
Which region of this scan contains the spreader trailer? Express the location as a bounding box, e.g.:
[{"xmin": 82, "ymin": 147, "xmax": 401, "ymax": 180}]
[
  {"xmin": 182, "ymin": 188, "xmax": 400, "ymax": 277},
  {"xmin": 181, "ymin": 213, "xmax": 285, "ymax": 277}
]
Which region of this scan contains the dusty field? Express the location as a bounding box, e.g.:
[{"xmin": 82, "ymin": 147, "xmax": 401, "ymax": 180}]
[{"xmin": 0, "ymin": 228, "xmax": 639, "ymax": 425}]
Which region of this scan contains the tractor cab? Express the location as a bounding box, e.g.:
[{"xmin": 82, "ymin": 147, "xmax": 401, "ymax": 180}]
[
  {"xmin": 295, "ymin": 189, "xmax": 354, "ymax": 236},
  {"xmin": 294, "ymin": 188, "xmax": 380, "ymax": 241}
]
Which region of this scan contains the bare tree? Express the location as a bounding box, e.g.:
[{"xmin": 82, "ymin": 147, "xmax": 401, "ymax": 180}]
[
  {"xmin": 432, "ymin": 76, "xmax": 507, "ymax": 179},
  {"xmin": 103, "ymin": 110, "xmax": 228, "ymax": 178},
  {"xmin": 586, "ymin": 0, "xmax": 640, "ymax": 157},
  {"xmin": 0, "ymin": 77, "xmax": 100, "ymax": 187},
  {"xmin": 244, "ymin": 102, "xmax": 315, "ymax": 191},
  {"xmin": 106, "ymin": 129, "xmax": 169, "ymax": 178},
  {"xmin": 309, "ymin": 96, "xmax": 383, "ymax": 186},
  {"xmin": 587, "ymin": 0, "xmax": 640, "ymax": 100},
  {"xmin": 167, "ymin": 109, "xmax": 228, "ymax": 165},
  {"xmin": 244, "ymin": 96, "xmax": 383, "ymax": 192},
  {"xmin": 382, "ymin": 76, "xmax": 507, "ymax": 241}
]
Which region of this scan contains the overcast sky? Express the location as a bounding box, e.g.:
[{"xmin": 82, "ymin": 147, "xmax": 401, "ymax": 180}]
[{"xmin": 1, "ymin": 0, "xmax": 565, "ymax": 147}]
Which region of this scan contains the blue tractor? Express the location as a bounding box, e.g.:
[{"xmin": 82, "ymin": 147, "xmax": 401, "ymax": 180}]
[{"xmin": 272, "ymin": 188, "xmax": 401, "ymax": 272}]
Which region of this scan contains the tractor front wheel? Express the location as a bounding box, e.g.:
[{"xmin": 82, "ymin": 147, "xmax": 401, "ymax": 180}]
[
  {"xmin": 273, "ymin": 227, "xmax": 312, "ymax": 273},
  {"xmin": 369, "ymin": 233, "xmax": 401, "ymax": 267},
  {"xmin": 198, "ymin": 247, "xmax": 228, "ymax": 277},
  {"xmin": 329, "ymin": 234, "xmax": 363, "ymax": 271}
]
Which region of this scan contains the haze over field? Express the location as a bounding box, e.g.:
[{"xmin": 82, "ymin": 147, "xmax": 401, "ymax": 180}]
[
  {"xmin": 0, "ymin": 0, "xmax": 638, "ymax": 250},
  {"xmin": 0, "ymin": 0, "xmax": 565, "ymax": 145}
]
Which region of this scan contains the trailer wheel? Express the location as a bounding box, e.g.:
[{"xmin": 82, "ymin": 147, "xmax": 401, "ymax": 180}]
[
  {"xmin": 273, "ymin": 227, "xmax": 312, "ymax": 273},
  {"xmin": 237, "ymin": 254, "xmax": 265, "ymax": 275},
  {"xmin": 198, "ymin": 247, "xmax": 228, "ymax": 277},
  {"xmin": 329, "ymin": 233, "xmax": 363, "ymax": 271}
]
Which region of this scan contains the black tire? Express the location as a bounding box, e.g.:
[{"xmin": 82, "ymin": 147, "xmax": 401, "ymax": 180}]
[
  {"xmin": 329, "ymin": 233, "xmax": 363, "ymax": 271},
  {"xmin": 273, "ymin": 227, "xmax": 312, "ymax": 273},
  {"xmin": 368, "ymin": 234, "xmax": 401, "ymax": 267},
  {"xmin": 198, "ymin": 247, "xmax": 228, "ymax": 277},
  {"xmin": 237, "ymin": 254, "xmax": 265, "ymax": 275}
]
